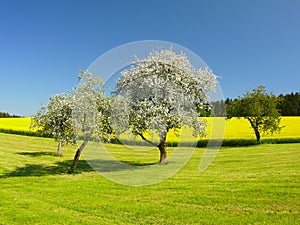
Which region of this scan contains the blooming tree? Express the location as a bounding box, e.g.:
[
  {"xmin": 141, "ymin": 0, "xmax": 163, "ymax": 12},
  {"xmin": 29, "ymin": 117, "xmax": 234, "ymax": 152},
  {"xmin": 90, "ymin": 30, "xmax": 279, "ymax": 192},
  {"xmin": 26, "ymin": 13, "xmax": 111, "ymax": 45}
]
[
  {"xmin": 70, "ymin": 70, "xmax": 112, "ymax": 171},
  {"xmin": 31, "ymin": 92, "xmax": 76, "ymax": 156},
  {"xmin": 113, "ymin": 48, "xmax": 217, "ymax": 163},
  {"xmin": 32, "ymin": 70, "xmax": 112, "ymax": 171}
]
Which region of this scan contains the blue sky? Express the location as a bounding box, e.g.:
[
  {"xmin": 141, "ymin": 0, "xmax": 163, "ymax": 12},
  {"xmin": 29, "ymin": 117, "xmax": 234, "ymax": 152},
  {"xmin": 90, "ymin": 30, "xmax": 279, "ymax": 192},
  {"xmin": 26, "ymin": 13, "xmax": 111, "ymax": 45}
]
[{"xmin": 0, "ymin": 0, "xmax": 299, "ymax": 116}]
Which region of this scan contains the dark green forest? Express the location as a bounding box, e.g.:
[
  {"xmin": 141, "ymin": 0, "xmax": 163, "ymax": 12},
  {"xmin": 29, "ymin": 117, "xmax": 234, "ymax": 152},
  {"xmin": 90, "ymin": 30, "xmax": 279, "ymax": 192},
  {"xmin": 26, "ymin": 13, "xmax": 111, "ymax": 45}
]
[
  {"xmin": 211, "ymin": 92, "xmax": 300, "ymax": 117},
  {"xmin": 0, "ymin": 112, "xmax": 22, "ymax": 118},
  {"xmin": 277, "ymin": 92, "xmax": 300, "ymax": 116}
]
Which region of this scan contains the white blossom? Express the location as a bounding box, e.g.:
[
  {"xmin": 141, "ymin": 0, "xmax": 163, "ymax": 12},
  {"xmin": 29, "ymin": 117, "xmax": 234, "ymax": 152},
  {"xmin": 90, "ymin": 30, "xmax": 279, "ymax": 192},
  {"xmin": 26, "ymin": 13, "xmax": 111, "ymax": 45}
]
[
  {"xmin": 113, "ymin": 48, "xmax": 217, "ymax": 144},
  {"xmin": 72, "ymin": 70, "xmax": 112, "ymax": 142},
  {"xmin": 31, "ymin": 92, "xmax": 76, "ymax": 146},
  {"xmin": 32, "ymin": 70, "xmax": 113, "ymax": 150}
]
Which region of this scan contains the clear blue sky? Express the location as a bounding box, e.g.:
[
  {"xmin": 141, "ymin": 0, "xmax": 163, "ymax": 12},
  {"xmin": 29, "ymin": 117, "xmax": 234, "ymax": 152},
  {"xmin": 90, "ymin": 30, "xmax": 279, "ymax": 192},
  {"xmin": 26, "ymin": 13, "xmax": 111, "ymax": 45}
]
[{"xmin": 0, "ymin": 0, "xmax": 299, "ymax": 116}]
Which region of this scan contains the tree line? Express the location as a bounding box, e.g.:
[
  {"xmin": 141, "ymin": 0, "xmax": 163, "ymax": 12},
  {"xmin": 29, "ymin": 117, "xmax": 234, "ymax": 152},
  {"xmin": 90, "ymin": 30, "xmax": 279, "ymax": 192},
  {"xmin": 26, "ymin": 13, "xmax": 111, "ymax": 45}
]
[
  {"xmin": 0, "ymin": 112, "xmax": 22, "ymax": 118},
  {"xmin": 277, "ymin": 92, "xmax": 300, "ymax": 116},
  {"xmin": 209, "ymin": 92, "xmax": 300, "ymax": 117}
]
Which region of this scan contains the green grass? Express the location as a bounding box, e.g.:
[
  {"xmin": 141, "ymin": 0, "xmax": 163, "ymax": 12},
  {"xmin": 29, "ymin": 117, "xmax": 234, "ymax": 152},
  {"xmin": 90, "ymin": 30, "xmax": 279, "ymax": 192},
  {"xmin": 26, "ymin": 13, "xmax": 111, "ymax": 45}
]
[{"xmin": 0, "ymin": 133, "xmax": 299, "ymax": 224}]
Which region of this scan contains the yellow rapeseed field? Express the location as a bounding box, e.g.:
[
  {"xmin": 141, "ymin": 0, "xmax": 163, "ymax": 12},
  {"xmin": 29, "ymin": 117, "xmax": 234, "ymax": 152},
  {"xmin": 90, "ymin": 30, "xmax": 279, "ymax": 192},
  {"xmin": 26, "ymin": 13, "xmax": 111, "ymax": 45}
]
[
  {"xmin": 223, "ymin": 117, "xmax": 300, "ymax": 139},
  {"xmin": 0, "ymin": 117, "xmax": 299, "ymax": 141},
  {"xmin": 0, "ymin": 118, "xmax": 32, "ymax": 131}
]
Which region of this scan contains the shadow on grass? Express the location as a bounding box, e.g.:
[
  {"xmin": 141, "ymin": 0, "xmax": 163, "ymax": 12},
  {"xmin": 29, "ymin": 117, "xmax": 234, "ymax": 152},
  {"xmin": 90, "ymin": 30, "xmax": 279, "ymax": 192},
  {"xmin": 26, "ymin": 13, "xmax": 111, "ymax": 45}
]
[
  {"xmin": 77, "ymin": 159, "xmax": 158, "ymax": 173},
  {"xmin": 120, "ymin": 160, "xmax": 157, "ymax": 166},
  {"xmin": 0, "ymin": 160, "xmax": 94, "ymax": 178},
  {"xmin": 17, "ymin": 151, "xmax": 57, "ymax": 157},
  {"xmin": 0, "ymin": 159, "xmax": 158, "ymax": 178}
]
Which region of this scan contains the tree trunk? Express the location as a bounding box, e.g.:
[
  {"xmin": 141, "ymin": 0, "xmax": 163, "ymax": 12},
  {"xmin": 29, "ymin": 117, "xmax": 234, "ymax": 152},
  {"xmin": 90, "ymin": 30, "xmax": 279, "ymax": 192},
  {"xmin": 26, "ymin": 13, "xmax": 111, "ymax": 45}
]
[
  {"xmin": 248, "ymin": 118, "xmax": 261, "ymax": 143},
  {"xmin": 69, "ymin": 137, "xmax": 90, "ymax": 172},
  {"xmin": 158, "ymin": 135, "xmax": 167, "ymax": 163},
  {"xmin": 57, "ymin": 140, "xmax": 63, "ymax": 156},
  {"xmin": 254, "ymin": 128, "xmax": 261, "ymax": 143}
]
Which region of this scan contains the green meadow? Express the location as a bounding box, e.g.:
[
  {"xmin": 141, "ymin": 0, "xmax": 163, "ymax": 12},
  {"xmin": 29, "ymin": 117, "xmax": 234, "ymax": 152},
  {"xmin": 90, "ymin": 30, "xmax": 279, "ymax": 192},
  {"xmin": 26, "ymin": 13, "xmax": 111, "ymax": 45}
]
[
  {"xmin": 0, "ymin": 117, "xmax": 299, "ymax": 224},
  {"xmin": 0, "ymin": 133, "xmax": 299, "ymax": 224}
]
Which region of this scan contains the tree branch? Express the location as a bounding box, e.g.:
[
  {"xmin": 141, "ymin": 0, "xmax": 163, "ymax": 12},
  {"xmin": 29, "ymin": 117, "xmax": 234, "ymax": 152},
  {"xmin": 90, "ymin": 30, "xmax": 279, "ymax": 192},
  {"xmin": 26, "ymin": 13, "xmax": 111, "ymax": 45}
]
[{"xmin": 137, "ymin": 132, "xmax": 157, "ymax": 147}]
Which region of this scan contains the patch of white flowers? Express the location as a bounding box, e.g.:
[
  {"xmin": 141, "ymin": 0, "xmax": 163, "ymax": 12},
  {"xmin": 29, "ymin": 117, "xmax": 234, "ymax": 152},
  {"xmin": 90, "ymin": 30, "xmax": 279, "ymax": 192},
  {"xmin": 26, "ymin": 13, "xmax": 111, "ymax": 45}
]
[
  {"xmin": 32, "ymin": 70, "xmax": 112, "ymax": 146},
  {"xmin": 114, "ymin": 48, "xmax": 217, "ymax": 142},
  {"xmin": 31, "ymin": 92, "xmax": 76, "ymax": 145},
  {"xmin": 72, "ymin": 70, "xmax": 112, "ymax": 142}
]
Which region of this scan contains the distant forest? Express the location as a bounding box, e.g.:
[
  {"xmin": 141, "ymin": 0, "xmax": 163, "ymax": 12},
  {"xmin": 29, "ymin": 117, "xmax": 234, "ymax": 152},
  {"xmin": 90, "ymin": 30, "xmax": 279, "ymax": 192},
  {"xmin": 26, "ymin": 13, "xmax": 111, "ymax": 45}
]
[
  {"xmin": 211, "ymin": 92, "xmax": 300, "ymax": 117},
  {"xmin": 277, "ymin": 92, "xmax": 300, "ymax": 116},
  {"xmin": 0, "ymin": 112, "xmax": 22, "ymax": 118}
]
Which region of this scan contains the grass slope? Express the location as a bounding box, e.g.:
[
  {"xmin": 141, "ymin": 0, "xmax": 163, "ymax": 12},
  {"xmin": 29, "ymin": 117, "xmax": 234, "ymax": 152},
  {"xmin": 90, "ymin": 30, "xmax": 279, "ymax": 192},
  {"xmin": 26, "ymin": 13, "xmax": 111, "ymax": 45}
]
[{"xmin": 0, "ymin": 133, "xmax": 299, "ymax": 224}]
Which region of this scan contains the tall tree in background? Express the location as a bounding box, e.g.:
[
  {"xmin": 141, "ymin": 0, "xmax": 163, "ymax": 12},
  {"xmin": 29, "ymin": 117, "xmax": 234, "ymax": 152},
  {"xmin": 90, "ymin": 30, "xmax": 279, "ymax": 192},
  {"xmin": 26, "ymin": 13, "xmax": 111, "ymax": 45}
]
[
  {"xmin": 226, "ymin": 86, "xmax": 283, "ymax": 142},
  {"xmin": 113, "ymin": 48, "xmax": 217, "ymax": 163}
]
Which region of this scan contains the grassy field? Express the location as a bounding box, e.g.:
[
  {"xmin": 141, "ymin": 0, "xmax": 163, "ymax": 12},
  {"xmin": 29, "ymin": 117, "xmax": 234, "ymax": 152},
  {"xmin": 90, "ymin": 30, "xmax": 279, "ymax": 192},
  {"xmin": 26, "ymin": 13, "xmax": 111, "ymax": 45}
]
[
  {"xmin": 0, "ymin": 133, "xmax": 299, "ymax": 224},
  {"xmin": 1, "ymin": 117, "xmax": 300, "ymax": 141}
]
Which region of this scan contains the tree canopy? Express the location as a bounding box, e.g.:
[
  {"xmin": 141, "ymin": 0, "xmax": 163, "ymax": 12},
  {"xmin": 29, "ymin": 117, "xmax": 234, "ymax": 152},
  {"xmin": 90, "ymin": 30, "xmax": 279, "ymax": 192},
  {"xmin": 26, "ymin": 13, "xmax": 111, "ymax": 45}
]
[{"xmin": 113, "ymin": 48, "xmax": 217, "ymax": 162}]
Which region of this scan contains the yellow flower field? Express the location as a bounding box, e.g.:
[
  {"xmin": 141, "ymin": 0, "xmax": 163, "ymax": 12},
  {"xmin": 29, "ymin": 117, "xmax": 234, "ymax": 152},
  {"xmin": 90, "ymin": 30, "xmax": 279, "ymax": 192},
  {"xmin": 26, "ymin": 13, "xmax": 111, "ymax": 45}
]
[
  {"xmin": 0, "ymin": 118, "xmax": 32, "ymax": 131},
  {"xmin": 223, "ymin": 117, "xmax": 300, "ymax": 139},
  {"xmin": 0, "ymin": 117, "xmax": 299, "ymax": 141},
  {"xmin": 167, "ymin": 117, "xmax": 300, "ymax": 142}
]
